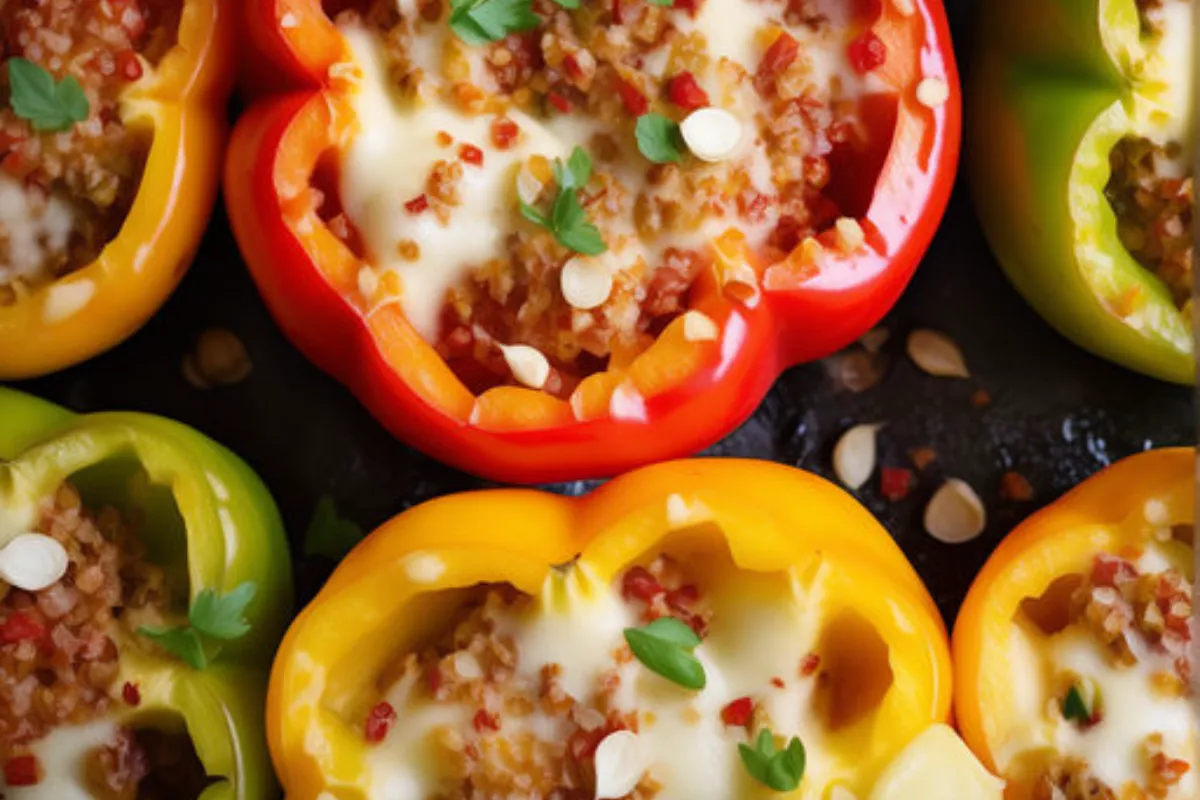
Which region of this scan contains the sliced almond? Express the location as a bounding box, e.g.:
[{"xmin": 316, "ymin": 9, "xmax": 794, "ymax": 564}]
[
  {"xmin": 681, "ymin": 310, "xmax": 719, "ymax": 342},
  {"xmin": 834, "ymin": 217, "xmax": 866, "ymax": 253},
  {"xmin": 833, "ymin": 423, "xmax": 885, "ymax": 490},
  {"xmin": 561, "ymin": 257, "xmax": 614, "ymax": 310},
  {"xmin": 680, "ymin": 108, "xmax": 743, "ymax": 162},
  {"xmin": 906, "ymin": 329, "xmax": 969, "ymax": 378},
  {"xmin": 916, "ymin": 78, "xmax": 950, "ymax": 109},
  {"xmin": 925, "ymin": 479, "xmax": 986, "ymax": 544},
  {"xmin": 499, "ymin": 344, "xmax": 551, "ymax": 390},
  {"xmin": 0, "ymin": 533, "xmax": 69, "ymax": 591},
  {"xmin": 594, "ymin": 730, "xmax": 644, "ymax": 800}
]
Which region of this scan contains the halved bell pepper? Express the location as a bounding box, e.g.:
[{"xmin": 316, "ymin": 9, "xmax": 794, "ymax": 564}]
[
  {"xmin": 952, "ymin": 448, "xmax": 1195, "ymax": 796},
  {"xmin": 269, "ymin": 459, "xmax": 952, "ymax": 798},
  {"xmin": 226, "ymin": 0, "xmax": 960, "ymax": 483},
  {"xmin": 0, "ymin": 0, "xmax": 235, "ymax": 380},
  {"xmin": 0, "ymin": 388, "xmax": 293, "ymax": 799},
  {"xmin": 970, "ymin": 0, "xmax": 1194, "ymax": 383}
]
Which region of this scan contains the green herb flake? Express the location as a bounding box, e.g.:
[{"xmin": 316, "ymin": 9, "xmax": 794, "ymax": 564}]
[
  {"xmin": 635, "ymin": 113, "xmax": 685, "ymax": 164},
  {"xmin": 738, "ymin": 728, "xmax": 807, "ymax": 792},
  {"xmin": 137, "ymin": 626, "xmax": 208, "ymax": 671},
  {"xmin": 645, "ymin": 0, "xmax": 674, "ymax": 6},
  {"xmin": 304, "ymin": 494, "xmax": 366, "ymax": 561},
  {"xmin": 137, "ymin": 582, "xmax": 258, "ymax": 671},
  {"xmin": 518, "ymin": 146, "xmax": 608, "ymax": 256},
  {"xmin": 7, "ymin": 58, "xmax": 89, "ymax": 132},
  {"xmin": 449, "ymin": 0, "xmax": 541, "ymax": 45},
  {"xmin": 623, "ymin": 616, "xmax": 705, "ymax": 690},
  {"xmin": 1062, "ymin": 685, "xmax": 1092, "ymax": 725}
]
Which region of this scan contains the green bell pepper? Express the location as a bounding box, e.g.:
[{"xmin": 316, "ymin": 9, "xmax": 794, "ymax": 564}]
[
  {"xmin": 0, "ymin": 388, "xmax": 293, "ymax": 799},
  {"xmin": 970, "ymin": 0, "xmax": 1194, "ymax": 383}
]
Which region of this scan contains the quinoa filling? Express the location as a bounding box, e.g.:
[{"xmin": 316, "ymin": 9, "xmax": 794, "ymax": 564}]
[
  {"xmin": 0, "ymin": 483, "xmax": 209, "ymax": 798},
  {"xmin": 330, "ymin": 0, "xmax": 897, "ymax": 398},
  {"xmin": 0, "ymin": 0, "xmax": 183, "ymax": 298}
]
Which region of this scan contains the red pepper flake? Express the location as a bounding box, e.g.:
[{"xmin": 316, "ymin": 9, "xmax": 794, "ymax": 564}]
[
  {"xmin": 428, "ymin": 666, "xmax": 445, "ymax": 695},
  {"xmin": 758, "ymin": 32, "xmax": 800, "ymax": 79},
  {"xmin": 0, "ymin": 612, "xmax": 46, "ymax": 645},
  {"xmin": 880, "ymin": 467, "xmax": 914, "ymax": 501},
  {"xmin": 770, "ymin": 677, "xmax": 786, "ymax": 689},
  {"xmin": 720, "ymin": 696, "xmax": 753, "ymax": 726},
  {"xmin": 490, "ymin": 117, "xmax": 520, "ymax": 150},
  {"xmin": 970, "ymin": 388, "xmax": 992, "ymax": 408},
  {"xmin": 847, "ymin": 30, "xmax": 887, "ymax": 74},
  {"xmin": 666, "ymin": 72, "xmax": 709, "ymax": 110},
  {"xmin": 998, "ymin": 471, "xmax": 1034, "ymax": 502},
  {"xmin": 621, "ymin": 566, "xmax": 663, "ymax": 603},
  {"xmin": 116, "ymin": 49, "xmax": 143, "ymax": 81},
  {"xmin": 472, "ymin": 709, "xmax": 501, "ymax": 732},
  {"xmin": 122, "ymin": 682, "xmax": 141, "ymax": 707},
  {"xmin": 563, "ymin": 53, "xmax": 585, "ymax": 82},
  {"xmin": 436, "ymin": 131, "xmax": 454, "ymax": 148},
  {"xmin": 459, "ymin": 143, "xmax": 484, "ymax": 167},
  {"xmin": 404, "ymin": 194, "xmax": 429, "ymax": 215},
  {"xmin": 615, "ymin": 77, "xmax": 649, "ymax": 116},
  {"xmin": 1091, "ymin": 554, "xmax": 1136, "ymax": 589},
  {"xmin": 364, "ymin": 702, "xmax": 397, "ymax": 743},
  {"xmin": 799, "ymin": 653, "xmax": 821, "ymax": 677},
  {"xmin": 546, "ymin": 90, "xmax": 572, "ymax": 114},
  {"xmin": 908, "ymin": 447, "xmax": 937, "ymax": 471},
  {"xmin": 3, "ymin": 755, "xmax": 41, "ymax": 787},
  {"xmin": 673, "ymin": 0, "xmax": 698, "ymax": 13}
]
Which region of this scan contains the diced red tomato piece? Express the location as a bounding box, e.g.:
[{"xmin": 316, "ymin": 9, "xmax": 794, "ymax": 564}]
[
  {"xmin": 880, "ymin": 467, "xmax": 914, "ymax": 501},
  {"xmin": 546, "ymin": 90, "xmax": 572, "ymax": 113},
  {"xmin": 621, "ymin": 566, "xmax": 663, "ymax": 603},
  {"xmin": 665, "ymin": 584, "xmax": 699, "ymax": 610},
  {"xmin": 116, "ymin": 49, "xmax": 143, "ymax": 81},
  {"xmin": 364, "ymin": 702, "xmax": 397, "ymax": 743},
  {"xmin": 473, "ymin": 709, "xmax": 501, "ymax": 732},
  {"xmin": 1091, "ymin": 554, "xmax": 1136, "ymax": 589},
  {"xmin": 459, "ymin": 144, "xmax": 484, "ymax": 167},
  {"xmin": 666, "ymin": 72, "xmax": 709, "ymax": 110},
  {"xmin": 721, "ymin": 696, "xmax": 753, "ymax": 726},
  {"xmin": 799, "ymin": 653, "xmax": 821, "ymax": 676},
  {"xmin": 490, "ymin": 117, "xmax": 520, "ymax": 150},
  {"xmin": 3, "ymin": 755, "xmax": 40, "ymax": 786},
  {"xmin": 404, "ymin": 194, "xmax": 429, "ymax": 215},
  {"xmin": 615, "ymin": 78, "xmax": 649, "ymax": 116},
  {"xmin": 122, "ymin": 682, "xmax": 141, "ymax": 706},
  {"xmin": 0, "ymin": 612, "xmax": 46, "ymax": 644},
  {"xmin": 758, "ymin": 32, "xmax": 800, "ymax": 78},
  {"xmin": 847, "ymin": 31, "xmax": 887, "ymax": 74}
]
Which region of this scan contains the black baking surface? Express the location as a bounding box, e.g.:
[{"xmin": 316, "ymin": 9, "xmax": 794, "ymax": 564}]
[{"xmin": 13, "ymin": 0, "xmax": 1194, "ymax": 624}]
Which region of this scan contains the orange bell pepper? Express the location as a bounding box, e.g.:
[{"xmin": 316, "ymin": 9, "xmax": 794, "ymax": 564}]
[
  {"xmin": 0, "ymin": 0, "xmax": 234, "ymax": 379},
  {"xmin": 953, "ymin": 448, "xmax": 1196, "ymax": 798},
  {"xmin": 269, "ymin": 459, "xmax": 952, "ymax": 799}
]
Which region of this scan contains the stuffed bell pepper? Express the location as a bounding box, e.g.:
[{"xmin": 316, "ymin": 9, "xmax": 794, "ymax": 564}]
[
  {"xmin": 971, "ymin": 0, "xmax": 1194, "ymax": 383},
  {"xmin": 0, "ymin": 0, "xmax": 233, "ymax": 379},
  {"xmin": 953, "ymin": 448, "xmax": 1196, "ymax": 799},
  {"xmin": 266, "ymin": 459, "xmax": 982, "ymax": 799},
  {"xmin": 227, "ymin": 0, "xmax": 960, "ymax": 482},
  {"xmin": 0, "ymin": 388, "xmax": 293, "ymax": 799}
]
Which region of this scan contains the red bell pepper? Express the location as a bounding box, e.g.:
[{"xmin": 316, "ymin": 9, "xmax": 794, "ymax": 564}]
[{"xmin": 226, "ymin": 0, "xmax": 960, "ymax": 483}]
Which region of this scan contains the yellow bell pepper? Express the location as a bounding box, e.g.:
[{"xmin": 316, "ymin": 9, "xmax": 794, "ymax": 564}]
[{"xmin": 269, "ymin": 459, "xmax": 951, "ymax": 799}]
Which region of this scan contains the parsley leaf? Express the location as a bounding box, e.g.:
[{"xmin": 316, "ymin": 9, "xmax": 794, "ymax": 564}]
[
  {"xmin": 304, "ymin": 495, "xmax": 365, "ymax": 561},
  {"xmin": 7, "ymin": 58, "xmax": 89, "ymax": 132},
  {"xmin": 623, "ymin": 617, "xmax": 705, "ymax": 689},
  {"xmin": 551, "ymin": 0, "xmax": 582, "ymax": 8},
  {"xmin": 1062, "ymin": 684, "xmax": 1093, "ymax": 725},
  {"xmin": 449, "ymin": 0, "xmax": 541, "ymax": 45},
  {"xmin": 518, "ymin": 146, "xmax": 608, "ymax": 255},
  {"xmin": 738, "ymin": 728, "xmax": 807, "ymax": 792},
  {"xmin": 138, "ymin": 626, "xmax": 208, "ymax": 670},
  {"xmin": 646, "ymin": 0, "xmax": 675, "ymax": 5},
  {"xmin": 635, "ymin": 113, "xmax": 685, "ymax": 164}
]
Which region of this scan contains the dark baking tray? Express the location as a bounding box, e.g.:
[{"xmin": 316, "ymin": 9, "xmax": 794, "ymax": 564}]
[{"xmin": 14, "ymin": 0, "xmax": 1194, "ymax": 624}]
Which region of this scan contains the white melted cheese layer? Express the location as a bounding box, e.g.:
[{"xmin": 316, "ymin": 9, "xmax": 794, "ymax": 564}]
[
  {"xmin": 338, "ymin": 0, "xmax": 868, "ymax": 344},
  {"xmin": 0, "ymin": 173, "xmax": 77, "ymax": 287},
  {"xmin": 367, "ymin": 566, "xmax": 846, "ymax": 799},
  {"xmin": 0, "ymin": 719, "xmax": 119, "ymax": 800}
]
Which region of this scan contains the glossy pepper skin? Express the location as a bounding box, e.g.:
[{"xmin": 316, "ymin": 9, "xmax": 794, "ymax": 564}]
[
  {"xmin": 970, "ymin": 0, "xmax": 1192, "ymax": 383},
  {"xmin": 0, "ymin": 388, "xmax": 293, "ymax": 800},
  {"xmin": 269, "ymin": 459, "xmax": 953, "ymax": 798},
  {"xmin": 0, "ymin": 0, "xmax": 234, "ymax": 380},
  {"xmin": 952, "ymin": 448, "xmax": 1194, "ymax": 776},
  {"xmin": 226, "ymin": 0, "xmax": 960, "ymax": 483}
]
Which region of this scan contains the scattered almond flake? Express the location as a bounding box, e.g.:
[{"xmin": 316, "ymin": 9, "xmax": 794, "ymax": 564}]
[
  {"xmin": 1144, "ymin": 498, "xmax": 1170, "ymax": 526},
  {"xmin": 358, "ymin": 266, "xmax": 380, "ymax": 302},
  {"xmin": 516, "ymin": 164, "xmax": 545, "ymax": 205},
  {"xmin": 970, "ymin": 388, "xmax": 992, "ymax": 408},
  {"xmin": 184, "ymin": 328, "xmax": 253, "ymax": 389},
  {"xmin": 561, "ymin": 256, "xmax": 614, "ymax": 310},
  {"xmin": 0, "ymin": 533, "xmax": 69, "ymax": 591},
  {"xmin": 404, "ymin": 552, "xmax": 446, "ymax": 583},
  {"xmin": 999, "ymin": 471, "xmax": 1034, "ymax": 502},
  {"xmin": 916, "ymin": 78, "xmax": 950, "ymax": 109},
  {"xmin": 452, "ymin": 651, "xmax": 482, "ymax": 680},
  {"xmin": 925, "ymin": 479, "xmax": 986, "ymax": 543},
  {"xmin": 892, "ymin": 0, "xmax": 916, "ymax": 15},
  {"xmin": 908, "ymin": 446, "xmax": 938, "ymax": 471},
  {"xmin": 833, "ymin": 423, "xmax": 885, "ymax": 491},
  {"xmin": 594, "ymin": 730, "xmax": 644, "ymax": 800},
  {"xmin": 499, "ymin": 344, "xmax": 551, "ymax": 390},
  {"xmin": 906, "ymin": 329, "xmax": 970, "ymax": 378},
  {"xmin": 682, "ymin": 310, "xmax": 719, "ymax": 342},
  {"xmin": 280, "ymin": 11, "xmax": 299, "ymax": 28},
  {"xmin": 859, "ymin": 327, "xmax": 890, "ymax": 353},
  {"xmin": 680, "ymin": 108, "xmax": 743, "ymax": 162},
  {"xmin": 834, "ymin": 217, "xmax": 865, "ymax": 253},
  {"xmin": 827, "ymin": 349, "xmax": 885, "ymax": 393}
]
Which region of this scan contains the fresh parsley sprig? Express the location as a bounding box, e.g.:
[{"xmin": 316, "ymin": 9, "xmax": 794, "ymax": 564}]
[
  {"xmin": 635, "ymin": 113, "xmax": 685, "ymax": 164},
  {"xmin": 449, "ymin": 0, "xmax": 541, "ymax": 45},
  {"xmin": 739, "ymin": 728, "xmax": 807, "ymax": 792},
  {"xmin": 303, "ymin": 495, "xmax": 365, "ymax": 561},
  {"xmin": 7, "ymin": 58, "xmax": 89, "ymax": 132},
  {"xmin": 139, "ymin": 582, "xmax": 257, "ymax": 670},
  {"xmin": 623, "ymin": 616, "xmax": 705, "ymax": 689},
  {"xmin": 519, "ymin": 146, "xmax": 607, "ymax": 256}
]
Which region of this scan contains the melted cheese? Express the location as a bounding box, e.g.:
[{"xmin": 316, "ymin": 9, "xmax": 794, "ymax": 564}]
[
  {"xmin": 0, "ymin": 174, "xmax": 77, "ymax": 287},
  {"xmin": 367, "ymin": 565, "xmax": 853, "ymax": 799},
  {"xmin": 0, "ymin": 719, "xmax": 119, "ymax": 800}
]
